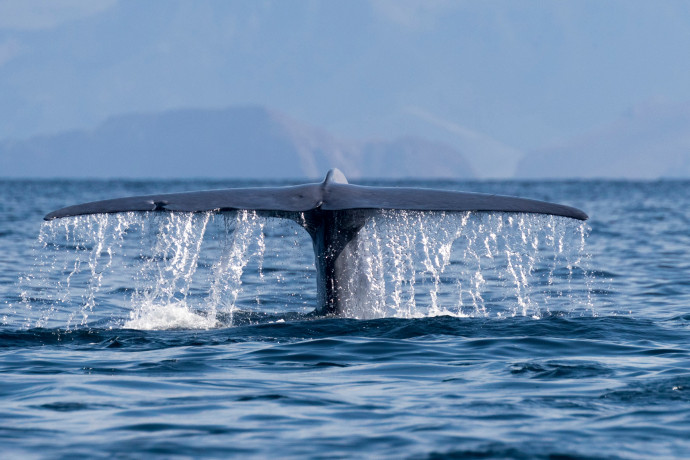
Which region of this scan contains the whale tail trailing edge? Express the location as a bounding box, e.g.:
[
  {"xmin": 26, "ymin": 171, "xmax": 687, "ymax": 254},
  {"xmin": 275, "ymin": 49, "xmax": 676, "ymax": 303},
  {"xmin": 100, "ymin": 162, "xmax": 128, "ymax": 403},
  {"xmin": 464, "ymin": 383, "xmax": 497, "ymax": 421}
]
[{"xmin": 44, "ymin": 169, "xmax": 587, "ymax": 314}]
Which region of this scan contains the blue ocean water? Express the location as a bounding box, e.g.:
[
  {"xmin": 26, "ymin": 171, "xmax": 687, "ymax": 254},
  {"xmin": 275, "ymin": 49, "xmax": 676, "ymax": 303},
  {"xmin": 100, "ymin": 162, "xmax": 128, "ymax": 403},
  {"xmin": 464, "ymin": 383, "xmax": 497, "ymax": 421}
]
[{"xmin": 1, "ymin": 179, "xmax": 689, "ymax": 459}]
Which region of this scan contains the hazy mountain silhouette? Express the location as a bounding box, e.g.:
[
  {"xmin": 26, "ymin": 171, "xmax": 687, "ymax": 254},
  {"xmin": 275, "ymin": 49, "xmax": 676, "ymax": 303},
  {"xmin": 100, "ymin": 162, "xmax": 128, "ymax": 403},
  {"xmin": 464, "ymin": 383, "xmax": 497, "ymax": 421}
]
[
  {"xmin": 0, "ymin": 107, "xmax": 475, "ymax": 179},
  {"xmin": 516, "ymin": 102, "xmax": 690, "ymax": 179}
]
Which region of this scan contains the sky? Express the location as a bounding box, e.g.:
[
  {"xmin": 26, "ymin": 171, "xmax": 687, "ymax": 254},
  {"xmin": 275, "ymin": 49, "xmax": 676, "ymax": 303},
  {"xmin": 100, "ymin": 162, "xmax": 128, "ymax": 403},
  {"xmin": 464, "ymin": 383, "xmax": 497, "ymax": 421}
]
[{"xmin": 1, "ymin": 0, "xmax": 690, "ymax": 169}]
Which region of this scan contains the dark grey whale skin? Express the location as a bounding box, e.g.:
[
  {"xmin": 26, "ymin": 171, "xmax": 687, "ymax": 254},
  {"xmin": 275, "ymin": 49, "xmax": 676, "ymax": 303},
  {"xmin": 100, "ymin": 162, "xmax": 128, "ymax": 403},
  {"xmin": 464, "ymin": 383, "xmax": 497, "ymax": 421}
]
[{"xmin": 45, "ymin": 169, "xmax": 587, "ymax": 314}]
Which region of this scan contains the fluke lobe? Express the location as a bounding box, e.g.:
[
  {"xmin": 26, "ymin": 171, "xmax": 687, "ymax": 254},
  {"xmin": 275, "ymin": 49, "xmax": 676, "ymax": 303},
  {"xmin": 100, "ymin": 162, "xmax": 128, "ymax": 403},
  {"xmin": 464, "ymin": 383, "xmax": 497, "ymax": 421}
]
[{"xmin": 45, "ymin": 169, "xmax": 588, "ymax": 315}]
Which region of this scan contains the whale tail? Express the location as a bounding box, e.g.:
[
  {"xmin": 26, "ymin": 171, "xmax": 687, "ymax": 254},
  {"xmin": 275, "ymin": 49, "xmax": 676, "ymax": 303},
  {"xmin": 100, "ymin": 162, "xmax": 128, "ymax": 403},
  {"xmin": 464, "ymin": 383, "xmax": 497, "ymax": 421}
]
[{"xmin": 45, "ymin": 169, "xmax": 587, "ymax": 314}]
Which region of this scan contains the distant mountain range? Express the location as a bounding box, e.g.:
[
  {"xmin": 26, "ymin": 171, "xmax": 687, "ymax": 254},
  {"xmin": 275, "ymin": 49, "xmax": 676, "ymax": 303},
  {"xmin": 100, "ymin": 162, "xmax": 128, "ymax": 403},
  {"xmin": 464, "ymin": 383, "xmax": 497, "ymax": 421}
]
[
  {"xmin": 0, "ymin": 107, "xmax": 475, "ymax": 179},
  {"xmin": 516, "ymin": 102, "xmax": 690, "ymax": 179},
  {"xmin": 3, "ymin": 102, "xmax": 690, "ymax": 179}
]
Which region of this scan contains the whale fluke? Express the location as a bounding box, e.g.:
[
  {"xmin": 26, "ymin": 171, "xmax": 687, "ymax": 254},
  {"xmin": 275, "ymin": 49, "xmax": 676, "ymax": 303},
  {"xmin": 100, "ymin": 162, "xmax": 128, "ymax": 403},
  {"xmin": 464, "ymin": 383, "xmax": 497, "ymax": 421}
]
[
  {"xmin": 44, "ymin": 169, "xmax": 587, "ymax": 314},
  {"xmin": 45, "ymin": 169, "xmax": 587, "ymax": 221}
]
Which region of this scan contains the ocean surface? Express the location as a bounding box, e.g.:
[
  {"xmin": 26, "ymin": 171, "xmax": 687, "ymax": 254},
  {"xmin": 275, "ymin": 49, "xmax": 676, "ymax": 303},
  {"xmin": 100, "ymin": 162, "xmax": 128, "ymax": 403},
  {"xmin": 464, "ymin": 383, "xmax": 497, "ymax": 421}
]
[{"xmin": 1, "ymin": 178, "xmax": 689, "ymax": 459}]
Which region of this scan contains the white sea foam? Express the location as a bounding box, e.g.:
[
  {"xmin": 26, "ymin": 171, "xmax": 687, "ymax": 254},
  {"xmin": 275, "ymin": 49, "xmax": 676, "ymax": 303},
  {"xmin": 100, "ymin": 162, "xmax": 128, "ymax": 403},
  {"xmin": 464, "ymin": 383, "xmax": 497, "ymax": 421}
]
[{"xmin": 124, "ymin": 301, "xmax": 216, "ymax": 330}]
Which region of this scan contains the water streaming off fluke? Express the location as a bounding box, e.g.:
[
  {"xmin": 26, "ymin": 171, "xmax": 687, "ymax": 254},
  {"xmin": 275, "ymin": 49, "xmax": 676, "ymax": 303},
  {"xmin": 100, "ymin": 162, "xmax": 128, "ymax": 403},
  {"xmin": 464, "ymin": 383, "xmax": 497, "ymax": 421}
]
[{"xmin": 16, "ymin": 211, "xmax": 593, "ymax": 329}]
